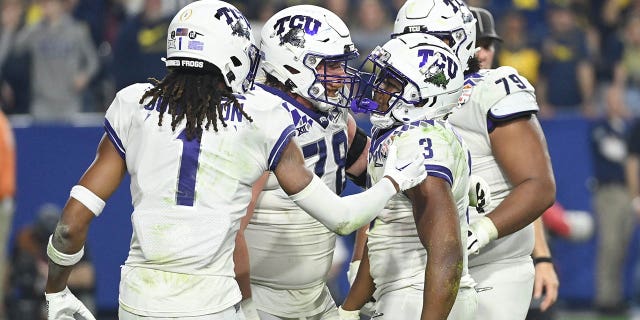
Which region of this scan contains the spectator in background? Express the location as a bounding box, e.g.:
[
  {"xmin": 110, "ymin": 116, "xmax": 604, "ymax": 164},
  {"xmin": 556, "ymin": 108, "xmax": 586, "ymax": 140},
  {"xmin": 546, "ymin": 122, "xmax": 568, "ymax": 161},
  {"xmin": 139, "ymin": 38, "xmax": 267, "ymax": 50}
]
[
  {"xmin": 497, "ymin": 10, "xmax": 542, "ymax": 85},
  {"xmin": 112, "ymin": 0, "xmax": 169, "ymax": 91},
  {"xmin": 590, "ymin": 86, "xmax": 635, "ymax": 316},
  {"xmin": 322, "ymin": 0, "xmax": 349, "ymax": 21},
  {"xmin": 537, "ymin": 2, "xmax": 597, "ymax": 118},
  {"xmin": 11, "ymin": 0, "xmax": 98, "ymax": 122},
  {"xmin": 0, "ymin": 0, "xmax": 30, "ymax": 115},
  {"xmin": 613, "ymin": 16, "xmax": 640, "ymax": 116},
  {"xmin": 6, "ymin": 204, "xmax": 95, "ymax": 320},
  {"xmin": 0, "ymin": 108, "xmax": 15, "ymax": 319},
  {"xmin": 350, "ymin": 0, "xmax": 391, "ymax": 70}
]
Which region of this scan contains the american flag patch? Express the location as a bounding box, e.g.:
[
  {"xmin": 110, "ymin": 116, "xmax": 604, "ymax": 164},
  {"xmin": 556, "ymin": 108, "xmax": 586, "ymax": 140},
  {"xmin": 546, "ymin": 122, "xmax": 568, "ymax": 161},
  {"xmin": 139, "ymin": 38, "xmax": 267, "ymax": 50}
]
[{"xmin": 175, "ymin": 28, "xmax": 188, "ymax": 36}]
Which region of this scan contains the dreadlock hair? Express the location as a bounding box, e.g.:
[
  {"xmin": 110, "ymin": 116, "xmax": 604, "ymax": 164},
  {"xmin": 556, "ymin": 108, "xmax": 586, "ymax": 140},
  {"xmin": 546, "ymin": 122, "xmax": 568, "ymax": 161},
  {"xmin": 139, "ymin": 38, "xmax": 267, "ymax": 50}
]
[
  {"xmin": 139, "ymin": 67, "xmax": 253, "ymax": 141},
  {"xmin": 264, "ymin": 72, "xmax": 297, "ymax": 93}
]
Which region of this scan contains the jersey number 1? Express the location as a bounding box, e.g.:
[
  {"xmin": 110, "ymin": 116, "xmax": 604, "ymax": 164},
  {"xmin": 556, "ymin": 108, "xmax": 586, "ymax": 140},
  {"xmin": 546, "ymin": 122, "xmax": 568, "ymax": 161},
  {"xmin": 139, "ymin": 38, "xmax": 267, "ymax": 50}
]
[{"xmin": 176, "ymin": 130, "xmax": 201, "ymax": 206}]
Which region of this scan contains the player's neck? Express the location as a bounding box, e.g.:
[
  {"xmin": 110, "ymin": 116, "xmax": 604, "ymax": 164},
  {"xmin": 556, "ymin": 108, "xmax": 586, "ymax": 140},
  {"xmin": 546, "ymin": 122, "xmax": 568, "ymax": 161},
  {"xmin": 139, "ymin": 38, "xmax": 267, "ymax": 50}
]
[{"xmin": 293, "ymin": 94, "xmax": 319, "ymax": 112}]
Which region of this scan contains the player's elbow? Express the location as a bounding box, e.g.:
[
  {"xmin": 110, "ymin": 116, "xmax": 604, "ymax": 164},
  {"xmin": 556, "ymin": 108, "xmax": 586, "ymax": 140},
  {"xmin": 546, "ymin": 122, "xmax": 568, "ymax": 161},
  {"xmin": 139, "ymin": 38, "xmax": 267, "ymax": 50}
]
[{"xmin": 537, "ymin": 176, "xmax": 556, "ymax": 213}]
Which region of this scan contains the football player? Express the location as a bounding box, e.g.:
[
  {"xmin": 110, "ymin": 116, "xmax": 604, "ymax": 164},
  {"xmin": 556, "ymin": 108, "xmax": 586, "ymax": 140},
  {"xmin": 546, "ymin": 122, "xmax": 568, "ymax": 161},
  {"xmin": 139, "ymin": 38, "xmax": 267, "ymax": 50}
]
[
  {"xmin": 340, "ymin": 33, "xmax": 477, "ymax": 320},
  {"xmin": 233, "ymin": 5, "xmax": 372, "ymax": 320},
  {"xmin": 392, "ymin": 1, "xmax": 558, "ymax": 319},
  {"xmin": 42, "ymin": 1, "xmax": 431, "ymax": 319}
]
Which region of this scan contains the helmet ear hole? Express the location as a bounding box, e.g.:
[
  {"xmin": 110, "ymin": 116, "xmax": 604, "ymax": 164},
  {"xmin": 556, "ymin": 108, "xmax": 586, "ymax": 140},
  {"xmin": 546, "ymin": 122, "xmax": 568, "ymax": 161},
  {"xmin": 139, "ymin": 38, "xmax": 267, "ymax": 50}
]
[
  {"xmin": 231, "ymin": 56, "xmax": 242, "ymax": 67},
  {"xmin": 284, "ymin": 65, "xmax": 301, "ymax": 75},
  {"xmin": 226, "ymin": 71, "xmax": 236, "ymax": 83}
]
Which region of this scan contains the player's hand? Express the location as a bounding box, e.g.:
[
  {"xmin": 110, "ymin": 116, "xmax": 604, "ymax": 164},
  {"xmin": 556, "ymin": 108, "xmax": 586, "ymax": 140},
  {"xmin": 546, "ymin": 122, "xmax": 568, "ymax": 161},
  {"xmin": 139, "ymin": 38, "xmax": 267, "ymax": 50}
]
[
  {"xmin": 466, "ymin": 217, "xmax": 498, "ymax": 255},
  {"xmin": 45, "ymin": 287, "xmax": 96, "ymax": 320},
  {"xmin": 383, "ymin": 145, "xmax": 428, "ymax": 192},
  {"xmin": 338, "ymin": 306, "xmax": 360, "ymax": 320},
  {"xmin": 533, "ymin": 261, "xmax": 559, "ymax": 311},
  {"xmin": 468, "ymin": 175, "xmax": 491, "ymax": 209}
]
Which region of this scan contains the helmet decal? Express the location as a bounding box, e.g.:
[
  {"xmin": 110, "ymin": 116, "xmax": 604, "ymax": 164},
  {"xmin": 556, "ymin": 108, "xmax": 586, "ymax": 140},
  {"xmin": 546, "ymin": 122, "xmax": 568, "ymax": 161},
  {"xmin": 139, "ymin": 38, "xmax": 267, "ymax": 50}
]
[
  {"xmin": 279, "ymin": 28, "xmax": 306, "ymax": 47},
  {"xmin": 274, "ymin": 15, "xmax": 322, "ymax": 36}
]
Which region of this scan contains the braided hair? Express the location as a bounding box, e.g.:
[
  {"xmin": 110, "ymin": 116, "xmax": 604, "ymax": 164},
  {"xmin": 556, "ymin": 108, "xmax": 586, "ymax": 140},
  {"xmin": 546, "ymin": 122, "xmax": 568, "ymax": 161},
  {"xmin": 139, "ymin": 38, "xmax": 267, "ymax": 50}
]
[{"xmin": 139, "ymin": 67, "xmax": 253, "ymax": 141}]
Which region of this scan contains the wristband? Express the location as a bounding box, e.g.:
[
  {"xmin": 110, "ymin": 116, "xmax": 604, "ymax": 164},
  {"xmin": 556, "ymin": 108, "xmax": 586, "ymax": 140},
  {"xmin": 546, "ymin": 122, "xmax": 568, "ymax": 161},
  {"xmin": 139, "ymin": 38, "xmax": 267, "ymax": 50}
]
[
  {"xmin": 338, "ymin": 306, "xmax": 360, "ymax": 320},
  {"xmin": 533, "ymin": 257, "xmax": 553, "ymax": 265},
  {"xmin": 70, "ymin": 185, "xmax": 105, "ymax": 216},
  {"xmin": 47, "ymin": 235, "xmax": 84, "ymax": 266}
]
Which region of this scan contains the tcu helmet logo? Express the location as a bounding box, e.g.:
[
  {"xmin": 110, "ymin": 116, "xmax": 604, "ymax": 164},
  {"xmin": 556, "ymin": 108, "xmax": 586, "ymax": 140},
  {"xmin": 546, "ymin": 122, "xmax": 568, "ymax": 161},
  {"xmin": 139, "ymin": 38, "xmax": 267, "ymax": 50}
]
[
  {"xmin": 417, "ymin": 49, "xmax": 458, "ymax": 88},
  {"xmin": 274, "ymin": 15, "xmax": 322, "ymax": 37},
  {"xmin": 443, "ymin": 0, "xmax": 465, "ymax": 13},
  {"xmin": 215, "ymin": 7, "xmax": 251, "ymax": 39}
]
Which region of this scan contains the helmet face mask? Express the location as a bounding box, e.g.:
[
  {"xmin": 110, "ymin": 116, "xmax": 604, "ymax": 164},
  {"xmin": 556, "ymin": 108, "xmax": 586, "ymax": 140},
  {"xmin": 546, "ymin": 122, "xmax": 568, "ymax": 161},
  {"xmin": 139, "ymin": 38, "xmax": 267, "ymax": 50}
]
[
  {"xmin": 165, "ymin": 0, "xmax": 259, "ymax": 93},
  {"xmin": 305, "ymin": 51, "xmax": 360, "ymax": 111},
  {"xmin": 259, "ymin": 5, "xmax": 360, "ymax": 111},
  {"xmin": 352, "ymin": 34, "xmax": 464, "ymax": 129}
]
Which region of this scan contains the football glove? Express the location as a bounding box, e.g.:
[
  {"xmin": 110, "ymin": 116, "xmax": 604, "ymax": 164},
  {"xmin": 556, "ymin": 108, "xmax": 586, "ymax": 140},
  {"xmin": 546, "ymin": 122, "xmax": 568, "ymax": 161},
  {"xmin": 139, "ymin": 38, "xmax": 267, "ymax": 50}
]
[
  {"xmin": 45, "ymin": 287, "xmax": 96, "ymax": 320},
  {"xmin": 383, "ymin": 145, "xmax": 429, "ymax": 191},
  {"xmin": 467, "ymin": 216, "xmax": 498, "ymax": 255},
  {"xmin": 468, "ymin": 175, "xmax": 491, "ymax": 210}
]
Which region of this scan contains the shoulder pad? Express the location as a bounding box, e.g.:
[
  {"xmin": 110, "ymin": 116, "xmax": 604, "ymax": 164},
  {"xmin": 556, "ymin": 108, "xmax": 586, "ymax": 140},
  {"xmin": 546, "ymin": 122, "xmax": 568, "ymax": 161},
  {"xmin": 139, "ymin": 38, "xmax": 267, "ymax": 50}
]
[{"xmin": 471, "ymin": 67, "xmax": 536, "ymax": 114}]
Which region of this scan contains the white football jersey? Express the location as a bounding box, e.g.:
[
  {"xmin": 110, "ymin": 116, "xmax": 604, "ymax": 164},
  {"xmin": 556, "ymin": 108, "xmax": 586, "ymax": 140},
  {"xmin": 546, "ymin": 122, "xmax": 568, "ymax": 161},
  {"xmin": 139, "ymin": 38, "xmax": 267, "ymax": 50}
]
[
  {"xmin": 366, "ymin": 120, "xmax": 475, "ymax": 300},
  {"xmin": 244, "ymin": 84, "xmax": 348, "ymax": 316},
  {"xmin": 448, "ymin": 66, "xmax": 539, "ymax": 267},
  {"xmin": 104, "ymin": 83, "xmax": 295, "ymax": 317}
]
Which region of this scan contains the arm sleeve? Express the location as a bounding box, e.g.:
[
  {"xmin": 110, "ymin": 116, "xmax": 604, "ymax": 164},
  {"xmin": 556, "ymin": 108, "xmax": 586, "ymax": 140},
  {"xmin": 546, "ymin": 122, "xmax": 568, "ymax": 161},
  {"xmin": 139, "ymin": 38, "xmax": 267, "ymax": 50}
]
[{"xmin": 291, "ymin": 175, "xmax": 395, "ymax": 236}]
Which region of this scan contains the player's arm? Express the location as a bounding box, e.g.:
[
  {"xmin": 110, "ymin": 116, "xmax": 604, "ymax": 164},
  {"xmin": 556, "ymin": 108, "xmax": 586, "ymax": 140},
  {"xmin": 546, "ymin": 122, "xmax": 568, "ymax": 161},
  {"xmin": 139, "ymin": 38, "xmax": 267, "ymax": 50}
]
[
  {"xmin": 485, "ymin": 115, "xmax": 556, "ymax": 237},
  {"xmin": 46, "ymin": 135, "xmax": 126, "ymax": 293},
  {"xmin": 341, "ymin": 244, "xmax": 376, "ymax": 316},
  {"xmin": 233, "ymin": 172, "xmax": 269, "ymax": 320},
  {"xmin": 406, "ymin": 176, "xmax": 462, "ymax": 320},
  {"xmin": 345, "ymin": 114, "xmax": 370, "ymax": 187},
  {"xmin": 274, "ymin": 140, "xmax": 426, "ymax": 235},
  {"xmin": 531, "ymin": 218, "xmax": 558, "ymax": 312}
]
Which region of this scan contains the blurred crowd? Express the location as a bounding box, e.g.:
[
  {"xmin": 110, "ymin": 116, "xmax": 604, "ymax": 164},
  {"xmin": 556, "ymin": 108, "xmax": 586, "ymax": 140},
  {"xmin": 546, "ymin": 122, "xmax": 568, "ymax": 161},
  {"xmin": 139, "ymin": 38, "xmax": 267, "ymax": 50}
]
[{"xmin": 0, "ymin": 0, "xmax": 637, "ymax": 122}]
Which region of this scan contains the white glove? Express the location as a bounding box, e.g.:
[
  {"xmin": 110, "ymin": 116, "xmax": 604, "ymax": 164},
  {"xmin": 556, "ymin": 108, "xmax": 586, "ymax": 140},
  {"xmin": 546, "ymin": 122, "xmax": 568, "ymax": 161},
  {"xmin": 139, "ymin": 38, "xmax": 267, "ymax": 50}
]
[
  {"xmin": 466, "ymin": 216, "xmax": 498, "ymax": 255},
  {"xmin": 240, "ymin": 298, "xmax": 260, "ymax": 320},
  {"xmin": 468, "ymin": 175, "xmax": 491, "ymax": 210},
  {"xmin": 383, "ymin": 144, "xmax": 428, "ymax": 191},
  {"xmin": 45, "ymin": 287, "xmax": 96, "ymax": 320},
  {"xmin": 338, "ymin": 306, "xmax": 360, "ymax": 320}
]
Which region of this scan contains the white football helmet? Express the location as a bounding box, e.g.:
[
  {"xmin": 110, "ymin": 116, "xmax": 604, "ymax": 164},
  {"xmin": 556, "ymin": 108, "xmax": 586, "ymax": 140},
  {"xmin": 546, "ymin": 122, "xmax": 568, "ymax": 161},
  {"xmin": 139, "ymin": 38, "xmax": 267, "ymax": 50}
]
[
  {"xmin": 393, "ymin": 0, "xmax": 476, "ymax": 70},
  {"xmin": 351, "ymin": 33, "xmax": 464, "ymax": 129},
  {"xmin": 259, "ymin": 5, "xmax": 359, "ymax": 111},
  {"xmin": 165, "ymin": 0, "xmax": 260, "ymax": 93}
]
